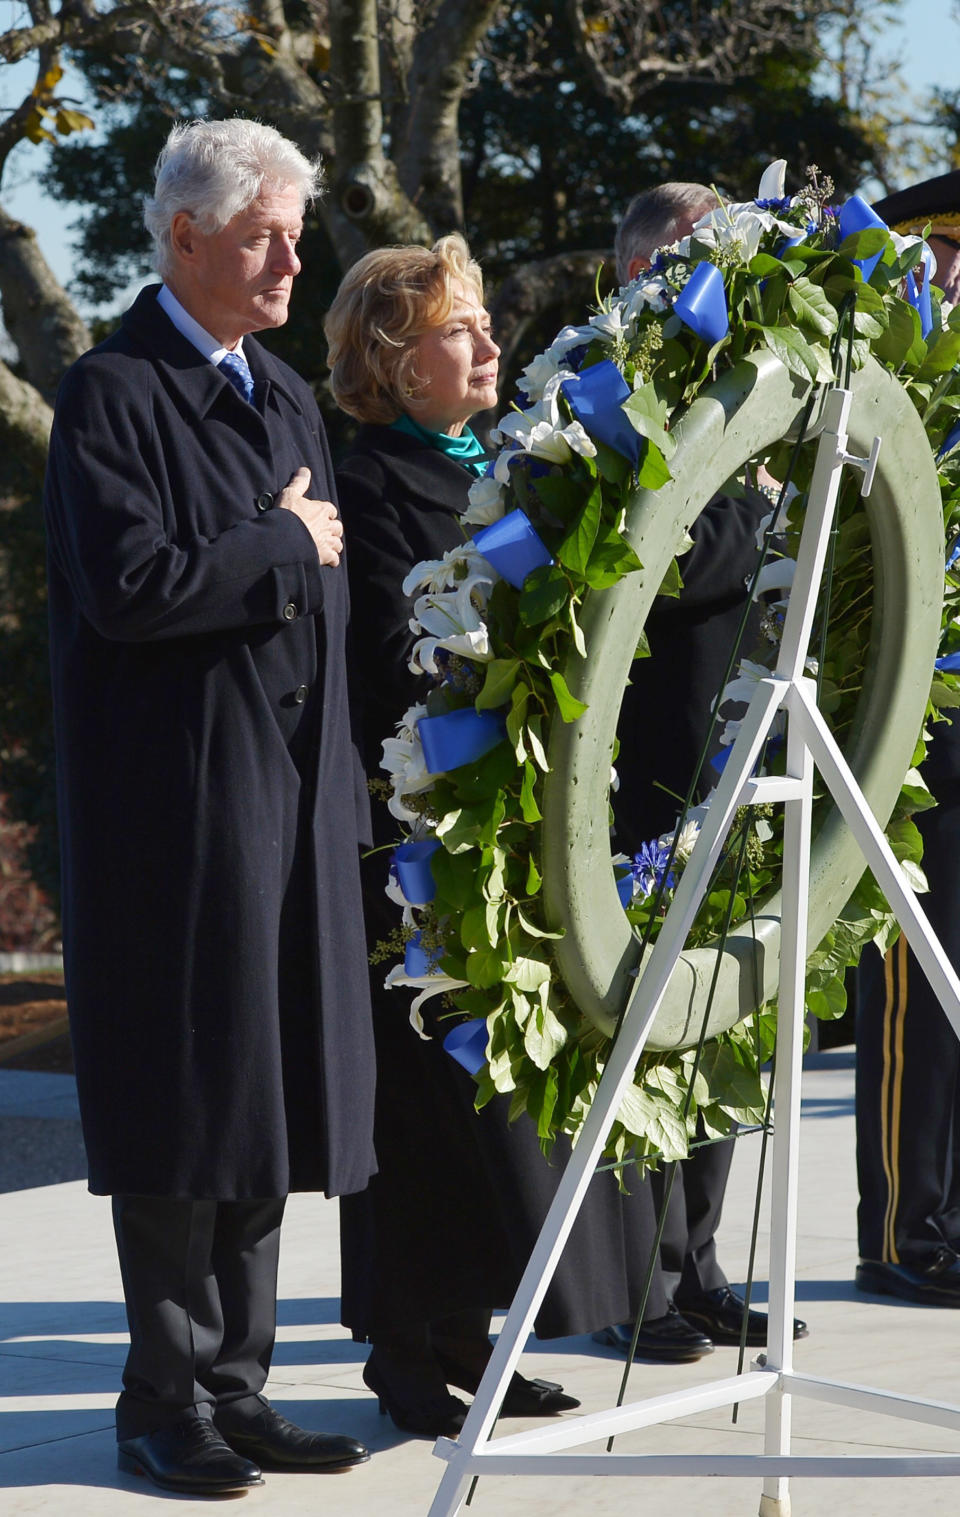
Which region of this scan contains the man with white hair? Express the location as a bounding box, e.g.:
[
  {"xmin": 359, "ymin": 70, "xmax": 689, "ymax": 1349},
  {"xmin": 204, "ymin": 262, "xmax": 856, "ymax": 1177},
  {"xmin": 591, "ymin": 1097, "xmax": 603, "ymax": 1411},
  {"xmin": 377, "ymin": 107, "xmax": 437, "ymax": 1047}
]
[
  {"xmin": 44, "ymin": 119, "xmax": 375, "ymax": 1493},
  {"xmin": 600, "ymin": 181, "xmax": 808, "ymax": 1361}
]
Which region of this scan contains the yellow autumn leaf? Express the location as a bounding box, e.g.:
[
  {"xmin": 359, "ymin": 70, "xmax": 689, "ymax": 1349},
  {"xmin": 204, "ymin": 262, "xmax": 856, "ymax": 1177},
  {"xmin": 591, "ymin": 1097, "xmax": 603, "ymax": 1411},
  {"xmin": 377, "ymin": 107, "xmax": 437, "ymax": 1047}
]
[{"xmin": 55, "ymin": 108, "xmax": 95, "ymax": 136}]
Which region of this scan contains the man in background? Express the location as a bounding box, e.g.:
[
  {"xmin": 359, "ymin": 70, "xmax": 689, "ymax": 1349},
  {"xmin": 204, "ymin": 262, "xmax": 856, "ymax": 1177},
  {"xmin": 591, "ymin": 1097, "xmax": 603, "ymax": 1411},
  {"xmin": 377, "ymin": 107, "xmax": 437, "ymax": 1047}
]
[
  {"xmin": 853, "ymin": 171, "xmax": 960, "ymax": 1306},
  {"xmin": 600, "ymin": 182, "xmax": 808, "ymax": 1360}
]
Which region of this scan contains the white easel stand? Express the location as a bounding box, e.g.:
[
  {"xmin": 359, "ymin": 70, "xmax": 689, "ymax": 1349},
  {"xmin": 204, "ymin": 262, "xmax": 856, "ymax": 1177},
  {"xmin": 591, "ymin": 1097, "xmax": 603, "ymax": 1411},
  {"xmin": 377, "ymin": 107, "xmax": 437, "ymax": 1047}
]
[{"xmin": 427, "ymin": 387, "xmax": 960, "ymax": 1517}]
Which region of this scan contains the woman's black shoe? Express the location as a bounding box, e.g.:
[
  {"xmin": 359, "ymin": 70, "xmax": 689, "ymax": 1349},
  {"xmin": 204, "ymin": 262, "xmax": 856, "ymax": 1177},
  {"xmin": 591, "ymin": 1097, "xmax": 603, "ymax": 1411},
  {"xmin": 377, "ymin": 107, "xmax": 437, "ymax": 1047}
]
[
  {"xmin": 363, "ymin": 1346, "xmax": 469, "ymax": 1438},
  {"xmin": 432, "ymin": 1339, "xmax": 580, "ymax": 1415}
]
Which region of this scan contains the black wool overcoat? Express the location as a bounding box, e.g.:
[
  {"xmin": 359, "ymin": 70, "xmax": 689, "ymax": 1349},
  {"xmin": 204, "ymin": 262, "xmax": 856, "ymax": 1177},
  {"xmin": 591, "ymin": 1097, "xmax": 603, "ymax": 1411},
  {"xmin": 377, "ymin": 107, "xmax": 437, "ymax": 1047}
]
[
  {"xmin": 44, "ymin": 286, "xmax": 376, "ymax": 1200},
  {"xmin": 615, "ymin": 489, "xmax": 768, "ymax": 845},
  {"xmin": 337, "ymin": 425, "xmax": 667, "ymax": 1340}
]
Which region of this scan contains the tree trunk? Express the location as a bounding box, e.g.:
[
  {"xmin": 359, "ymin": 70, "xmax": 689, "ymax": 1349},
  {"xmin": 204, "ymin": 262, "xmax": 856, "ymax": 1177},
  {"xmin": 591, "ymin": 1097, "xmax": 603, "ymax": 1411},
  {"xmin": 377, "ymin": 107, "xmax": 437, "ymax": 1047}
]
[
  {"xmin": 0, "ymin": 206, "xmax": 91, "ymax": 404},
  {"xmin": 0, "ymin": 360, "xmax": 53, "ymax": 486}
]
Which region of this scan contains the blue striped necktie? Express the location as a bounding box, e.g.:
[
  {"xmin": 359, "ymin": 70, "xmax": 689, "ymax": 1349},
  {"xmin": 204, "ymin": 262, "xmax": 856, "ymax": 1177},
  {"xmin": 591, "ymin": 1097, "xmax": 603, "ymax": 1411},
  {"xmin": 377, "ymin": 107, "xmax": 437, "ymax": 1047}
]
[{"xmin": 218, "ymin": 350, "xmax": 255, "ymax": 404}]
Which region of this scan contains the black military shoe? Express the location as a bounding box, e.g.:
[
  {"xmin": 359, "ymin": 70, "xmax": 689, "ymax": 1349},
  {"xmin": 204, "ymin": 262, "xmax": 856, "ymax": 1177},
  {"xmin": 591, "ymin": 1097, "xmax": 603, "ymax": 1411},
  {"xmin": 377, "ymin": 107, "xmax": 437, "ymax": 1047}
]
[
  {"xmin": 117, "ymin": 1415, "xmax": 263, "ymax": 1494},
  {"xmin": 856, "ymin": 1247, "xmax": 960, "ymax": 1306},
  {"xmin": 593, "ymin": 1304, "xmax": 714, "ymax": 1363},
  {"xmin": 677, "ymin": 1286, "xmax": 808, "ymax": 1347},
  {"xmin": 215, "ymin": 1402, "xmax": 370, "ymax": 1472}
]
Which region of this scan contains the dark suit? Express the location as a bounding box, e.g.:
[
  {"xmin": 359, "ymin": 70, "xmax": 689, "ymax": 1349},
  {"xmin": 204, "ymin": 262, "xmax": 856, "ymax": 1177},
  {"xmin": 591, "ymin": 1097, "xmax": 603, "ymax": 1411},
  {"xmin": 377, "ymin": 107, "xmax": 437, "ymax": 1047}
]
[
  {"xmin": 856, "ymin": 713, "xmax": 960, "ymax": 1264},
  {"xmin": 44, "ymin": 286, "xmax": 375, "ymax": 1435},
  {"xmin": 614, "ymin": 487, "xmax": 768, "ymax": 1305},
  {"xmin": 337, "ymin": 423, "xmax": 673, "ymax": 1340}
]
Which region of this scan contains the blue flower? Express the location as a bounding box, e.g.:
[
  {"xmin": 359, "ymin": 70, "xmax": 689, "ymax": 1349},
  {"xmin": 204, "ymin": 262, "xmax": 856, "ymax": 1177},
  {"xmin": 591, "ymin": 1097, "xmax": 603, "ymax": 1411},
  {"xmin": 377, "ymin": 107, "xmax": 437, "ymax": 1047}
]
[
  {"xmin": 630, "ymin": 839, "xmax": 676, "ymax": 898},
  {"xmin": 755, "ymin": 196, "xmax": 792, "ymax": 213}
]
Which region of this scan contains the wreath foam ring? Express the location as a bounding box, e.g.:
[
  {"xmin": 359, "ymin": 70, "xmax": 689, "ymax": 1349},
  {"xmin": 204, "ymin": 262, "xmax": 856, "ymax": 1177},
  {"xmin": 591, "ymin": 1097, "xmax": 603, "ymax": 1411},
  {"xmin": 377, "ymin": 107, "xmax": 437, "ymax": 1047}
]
[{"xmin": 379, "ymin": 160, "xmax": 960, "ymax": 1174}]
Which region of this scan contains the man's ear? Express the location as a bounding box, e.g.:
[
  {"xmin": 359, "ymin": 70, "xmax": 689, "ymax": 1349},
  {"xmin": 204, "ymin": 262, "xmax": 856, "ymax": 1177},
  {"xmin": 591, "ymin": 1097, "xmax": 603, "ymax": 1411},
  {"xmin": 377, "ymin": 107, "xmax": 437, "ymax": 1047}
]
[
  {"xmin": 170, "ymin": 211, "xmax": 198, "ymax": 263},
  {"xmin": 627, "ymin": 255, "xmax": 650, "ymax": 280}
]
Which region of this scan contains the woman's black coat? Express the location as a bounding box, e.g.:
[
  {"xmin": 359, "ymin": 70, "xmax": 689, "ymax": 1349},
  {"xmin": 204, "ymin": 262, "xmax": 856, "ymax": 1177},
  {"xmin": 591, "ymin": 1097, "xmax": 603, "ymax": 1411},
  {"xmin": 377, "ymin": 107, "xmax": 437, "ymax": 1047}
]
[
  {"xmin": 337, "ymin": 424, "xmax": 665, "ymax": 1339},
  {"xmin": 43, "ymin": 286, "xmax": 376, "ymax": 1200}
]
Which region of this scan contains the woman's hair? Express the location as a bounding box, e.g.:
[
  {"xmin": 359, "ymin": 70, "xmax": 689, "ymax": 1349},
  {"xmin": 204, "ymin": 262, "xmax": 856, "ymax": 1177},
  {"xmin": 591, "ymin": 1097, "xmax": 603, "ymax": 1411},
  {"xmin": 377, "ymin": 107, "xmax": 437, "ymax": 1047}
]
[
  {"xmin": 325, "ymin": 234, "xmax": 484, "ymax": 424},
  {"xmin": 143, "ymin": 118, "xmax": 323, "ymax": 281}
]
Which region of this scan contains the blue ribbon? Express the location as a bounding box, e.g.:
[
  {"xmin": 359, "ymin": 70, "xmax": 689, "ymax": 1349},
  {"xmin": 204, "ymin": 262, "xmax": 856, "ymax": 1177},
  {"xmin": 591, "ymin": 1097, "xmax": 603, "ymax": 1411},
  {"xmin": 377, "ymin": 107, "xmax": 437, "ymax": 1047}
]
[
  {"xmin": 838, "ymin": 195, "xmax": 888, "ymax": 282},
  {"xmin": 905, "ymin": 257, "xmax": 933, "ymax": 338},
  {"xmin": 443, "ymin": 1020, "xmax": 488, "ymax": 1073},
  {"xmin": 418, "ymin": 708, "xmax": 507, "ymax": 774},
  {"xmin": 472, "ymin": 508, "xmax": 553, "ymax": 589},
  {"xmin": 936, "ymin": 653, "xmax": 960, "ymax": 672},
  {"xmin": 937, "ymin": 420, "xmax": 960, "ymax": 460},
  {"xmin": 561, "ymin": 359, "xmax": 640, "ymax": 464},
  {"xmin": 673, "ymin": 261, "xmax": 729, "ymax": 346}
]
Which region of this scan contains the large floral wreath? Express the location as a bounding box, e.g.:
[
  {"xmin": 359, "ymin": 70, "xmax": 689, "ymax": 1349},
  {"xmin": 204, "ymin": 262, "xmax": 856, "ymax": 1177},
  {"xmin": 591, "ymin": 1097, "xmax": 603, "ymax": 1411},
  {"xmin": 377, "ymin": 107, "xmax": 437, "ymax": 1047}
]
[{"xmin": 378, "ymin": 161, "xmax": 960, "ymax": 1172}]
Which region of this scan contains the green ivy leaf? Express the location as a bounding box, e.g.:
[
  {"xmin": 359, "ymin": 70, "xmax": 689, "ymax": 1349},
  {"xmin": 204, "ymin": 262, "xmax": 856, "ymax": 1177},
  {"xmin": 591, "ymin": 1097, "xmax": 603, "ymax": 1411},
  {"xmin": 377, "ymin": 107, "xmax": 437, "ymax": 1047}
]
[
  {"xmin": 837, "ymin": 227, "xmax": 889, "ymax": 262},
  {"xmin": 516, "ymin": 906, "xmax": 563, "ymax": 940},
  {"xmin": 761, "ymin": 323, "xmax": 834, "ymax": 383},
  {"xmin": 872, "ymin": 301, "xmax": 923, "ymax": 369},
  {"xmin": 475, "ymin": 657, "xmax": 520, "ymax": 711},
  {"xmin": 518, "ymin": 564, "xmax": 569, "ymax": 627},
  {"xmin": 635, "ymin": 437, "xmax": 672, "ymax": 490},
  {"xmin": 555, "ymin": 483, "xmax": 602, "ymax": 575},
  {"xmin": 526, "ymin": 854, "xmax": 542, "ymax": 895},
  {"xmin": 520, "ymin": 758, "xmax": 543, "ymax": 822},
  {"xmin": 787, "ymin": 275, "xmax": 839, "ymax": 336},
  {"xmin": 431, "ymin": 848, "xmax": 478, "ymax": 911},
  {"xmin": 465, "ymin": 942, "xmax": 507, "ymax": 989},
  {"xmin": 549, "ymin": 669, "xmax": 588, "ymax": 722},
  {"xmin": 526, "ymin": 712, "xmax": 550, "ymax": 771},
  {"xmin": 532, "ymin": 474, "xmax": 590, "ymax": 520},
  {"xmin": 622, "ymin": 380, "xmax": 677, "ymax": 459}
]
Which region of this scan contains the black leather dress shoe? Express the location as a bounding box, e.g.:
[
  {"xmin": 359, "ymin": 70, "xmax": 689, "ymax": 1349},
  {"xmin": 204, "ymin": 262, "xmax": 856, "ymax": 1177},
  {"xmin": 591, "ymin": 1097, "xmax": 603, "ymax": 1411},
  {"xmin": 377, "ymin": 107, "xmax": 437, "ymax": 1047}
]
[
  {"xmin": 856, "ymin": 1248, "xmax": 960, "ymax": 1305},
  {"xmin": 215, "ymin": 1403, "xmax": 370, "ymax": 1471},
  {"xmin": 677, "ymin": 1285, "xmax": 808, "ymax": 1346},
  {"xmin": 117, "ymin": 1416, "xmax": 263, "ymax": 1494},
  {"xmin": 431, "ymin": 1339, "xmax": 580, "ymax": 1415},
  {"xmin": 593, "ymin": 1304, "xmax": 714, "ymax": 1363}
]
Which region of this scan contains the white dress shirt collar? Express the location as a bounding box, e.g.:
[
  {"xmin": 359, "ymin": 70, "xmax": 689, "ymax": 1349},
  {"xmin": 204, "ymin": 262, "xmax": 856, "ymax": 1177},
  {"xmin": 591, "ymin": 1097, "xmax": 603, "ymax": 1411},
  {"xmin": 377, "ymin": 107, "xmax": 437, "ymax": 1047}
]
[{"xmin": 156, "ymin": 285, "xmax": 247, "ymax": 367}]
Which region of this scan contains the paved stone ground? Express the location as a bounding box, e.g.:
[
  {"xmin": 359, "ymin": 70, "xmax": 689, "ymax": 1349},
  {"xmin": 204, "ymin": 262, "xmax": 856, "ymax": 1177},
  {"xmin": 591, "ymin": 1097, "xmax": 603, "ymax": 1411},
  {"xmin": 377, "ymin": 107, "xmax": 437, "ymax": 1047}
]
[{"xmin": 2, "ymin": 1050, "xmax": 960, "ymax": 1517}]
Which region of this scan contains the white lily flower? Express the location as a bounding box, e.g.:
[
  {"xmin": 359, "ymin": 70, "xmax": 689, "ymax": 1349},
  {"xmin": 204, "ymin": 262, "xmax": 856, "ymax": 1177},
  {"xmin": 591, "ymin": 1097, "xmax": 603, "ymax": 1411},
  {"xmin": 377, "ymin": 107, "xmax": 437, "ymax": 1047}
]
[
  {"xmin": 718, "ymin": 657, "xmax": 776, "ymax": 708},
  {"xmin": 589, "ymin": 300, "xmax": 635, "ymax": 342},
  {"xmin": 408, "ymin": 572, "xmax": 494, "ymax": 675},
  {"xmin": 384, "ymin": 964, "xmax": 470, "ymax": 1041},
  {"xmin": 462, "ymin": 472, "xmax": 507, "ymax": 527},
  {"xmin": 622, "ymin": 274, "xmax": 671, "ymax": 319},
  {"xmin": 692, "ymin": 202, "xmax": 798, "ymax": 265},
  {"xmin": 757, "ymin": 159, "xmax": 787, "ymax": 201},
  {"xmin": 494, "ymin": 373, "xmax": 597, "ymax": 476},
  {"xmin": 381, "ymin": 703, "xmax": 434, "ymax": 820},
  {"xmin": 516, "ymin": 325, "xmax": 595, "ymax": 402},
  {"xmin": 659, "ymin": 817, "xmax": 702, "ymax": 862},
  {"xmin": 402, "ymin": 540, "xmax": 487, "ymax": 599},
  {"xmin": 752, "ymin": 559, "xmax": 796, "ymax": 600}
]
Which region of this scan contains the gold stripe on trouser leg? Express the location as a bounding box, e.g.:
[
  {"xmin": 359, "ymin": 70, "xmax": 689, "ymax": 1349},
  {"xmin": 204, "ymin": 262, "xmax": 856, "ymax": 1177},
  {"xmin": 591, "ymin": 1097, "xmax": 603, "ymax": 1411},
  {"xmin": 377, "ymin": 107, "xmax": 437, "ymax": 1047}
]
[{"xmin": 880, "ymin": 935, "xmax": 909, "ymax": 1264}]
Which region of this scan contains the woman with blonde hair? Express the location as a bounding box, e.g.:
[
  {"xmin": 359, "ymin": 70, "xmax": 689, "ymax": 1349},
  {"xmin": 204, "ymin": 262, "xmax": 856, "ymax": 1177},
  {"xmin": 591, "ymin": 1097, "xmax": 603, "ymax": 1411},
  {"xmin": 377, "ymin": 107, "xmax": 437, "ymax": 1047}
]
[{"xmin": 329, "ymin": 235, "xmax": 664, "ymax": 1439}]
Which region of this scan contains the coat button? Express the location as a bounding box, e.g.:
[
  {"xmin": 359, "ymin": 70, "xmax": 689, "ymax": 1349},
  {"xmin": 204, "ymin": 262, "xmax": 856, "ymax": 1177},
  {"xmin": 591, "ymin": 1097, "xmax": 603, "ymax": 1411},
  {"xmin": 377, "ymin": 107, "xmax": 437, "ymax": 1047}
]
[
  {"xmin": 294, "ymin": 684, "xmax": 308, "ymax": 704},
  {"xmin": 256, "ymin": 491, "xmax": 274, "ymax": 512},
  {"xmin": 282, "ymin": 602, "xmax": 298, "ymax": 621}
]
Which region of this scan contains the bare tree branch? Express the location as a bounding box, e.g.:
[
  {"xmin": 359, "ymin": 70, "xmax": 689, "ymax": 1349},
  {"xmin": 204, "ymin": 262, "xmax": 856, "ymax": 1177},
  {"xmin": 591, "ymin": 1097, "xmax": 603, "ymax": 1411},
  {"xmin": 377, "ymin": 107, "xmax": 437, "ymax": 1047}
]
[
  {"xmin": 395, "ymin": 0, "xmax": 503, "ymax": 232},
  {"xmin": 568, "ymin": 0, "xmax": 841, "ymax": 111}
]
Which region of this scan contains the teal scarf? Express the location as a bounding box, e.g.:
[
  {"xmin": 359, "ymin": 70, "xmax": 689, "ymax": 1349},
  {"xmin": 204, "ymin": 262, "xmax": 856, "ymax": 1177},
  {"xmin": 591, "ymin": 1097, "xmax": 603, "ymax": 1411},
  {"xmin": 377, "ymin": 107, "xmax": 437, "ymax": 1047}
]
[{"xmin": 391, "ymin": 413, "xmax": 488, "ymax": 476}]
